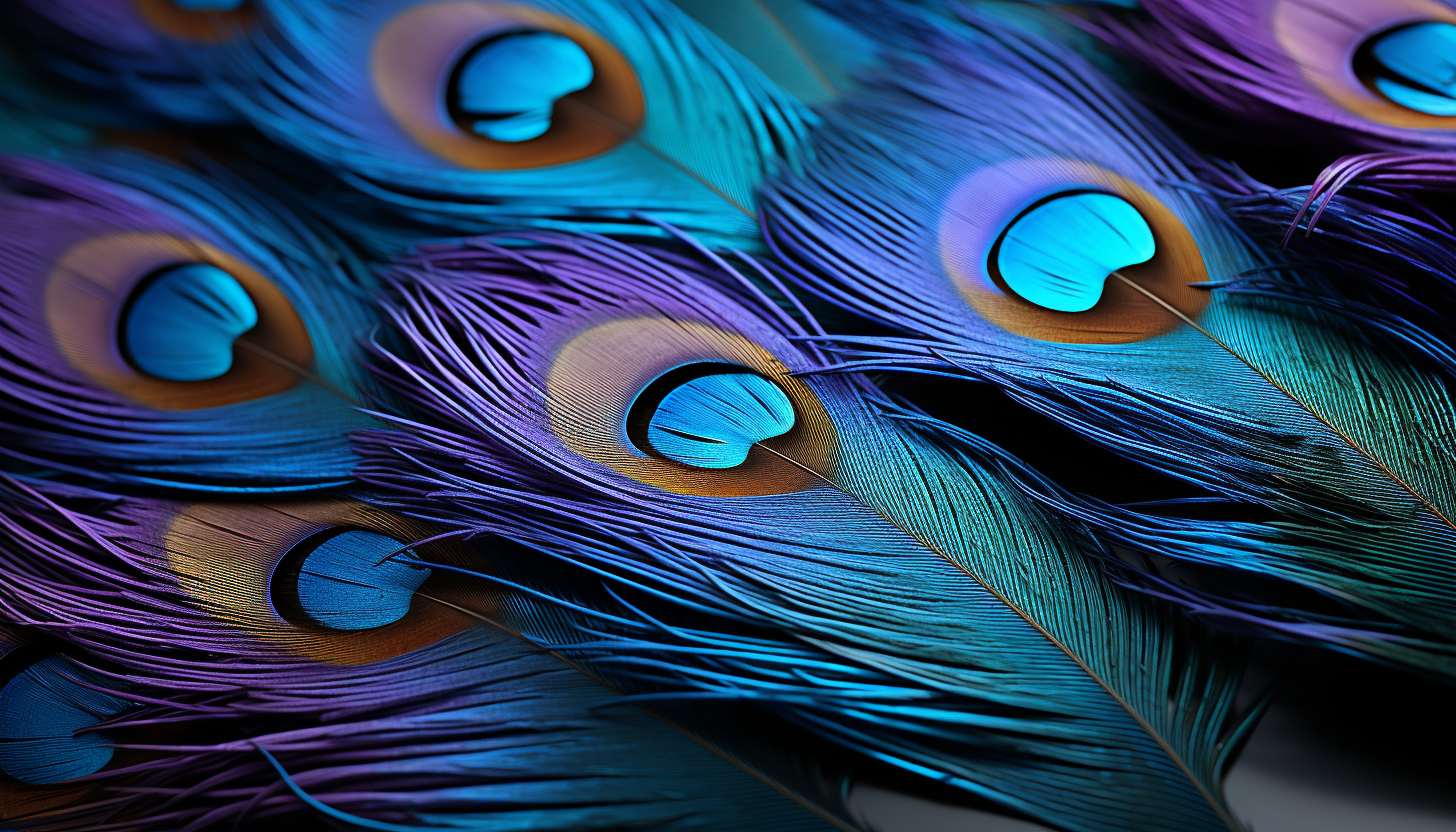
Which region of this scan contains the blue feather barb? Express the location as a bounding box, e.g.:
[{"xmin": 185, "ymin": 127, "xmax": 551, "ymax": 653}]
[
  {"xmin": 197, "ymin": 0, "xmax": 814, "ymax": 252},
  {"xmin": 352, "ymin": 233, "xmax": 1261, "ymax": 832},
  {"xmin": 760, "ymin": 4, "xmax": 1456, "ymax": 680},
  {"xmin": 4, "ymin": 2, "xmax": 1455, "ymax": 830}
]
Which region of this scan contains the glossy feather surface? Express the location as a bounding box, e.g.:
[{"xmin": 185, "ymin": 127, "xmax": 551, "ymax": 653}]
[
  {"xmin": 353, "ymin": 234, "xmax": 1256, "ymax": 832},
  {"xmin": 760, "ymin": 6, "xmax": 1456, "ymax": 676},
  {"xmin": 201, "ymin": 0, "xmax": 813, "ymax": 250},
  {"xmin": 3, "ymin": 2, "xmax": 1454, "ymax": 830}
]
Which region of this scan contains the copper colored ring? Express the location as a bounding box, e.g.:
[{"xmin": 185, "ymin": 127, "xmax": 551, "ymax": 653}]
[
  {"xmin": 166, "ymin": 500, "xmax": 478, "ymax": 666},
  {"xmin": 45, "ymin": 233, "xmax": 312, "ymax": 411}
]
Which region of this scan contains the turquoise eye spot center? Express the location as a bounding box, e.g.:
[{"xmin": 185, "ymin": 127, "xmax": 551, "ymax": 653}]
[
  {"xmin": 0, "ymin": 655, "xmax": 130, "ymax": 785},
  {"xmin": 296, "ymin": 530, "xmax": 431, "ymax": 631},
  {"xmin": 647, "ymin": 373, "xmax": 796, "ymax": 469},
  {"xmin": 121, "ymin": 263, "xmax": 258, "ymax": 382},
  {"xmin": 451, "ymin": 31, "xmax": 595, "ymax": 142},
  {"xmin": 994, "ymin": 192, "xmax": 1156, "ymax": 313},
  {"xmin": 171, "ymin": 0, "xmax": 246, "ymax": 9},
  {"xmin": 1366, "ymin": 22, "xmax": 1456, "ymax": 115}
]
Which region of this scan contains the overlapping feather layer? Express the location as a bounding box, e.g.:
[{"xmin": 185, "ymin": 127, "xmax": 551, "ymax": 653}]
[
  {"xmin": 352, "ymin": 234, "xmax": 1257, "ymax": 832},
  {"xmin": 759, "ymin": 5, "xmax": 1456, "ymax": 677}
]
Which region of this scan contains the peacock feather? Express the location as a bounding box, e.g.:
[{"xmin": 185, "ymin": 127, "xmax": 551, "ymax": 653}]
[
  {"xmin": 758, "ymin": 5, "xmax": 1456, "ymax": 678},
  {"xmin": 1, "ymin": 2, "xmax": 1452, "ymax": 830},
  {"xmin": 189, "ymin": 0, "xmax": 814, "ymax": 251},
  {"xmin": 0, "ymin": 477, "xmax": 837, "ymax": 830},
  {"xmin": 0, "ymin": 151, "xmax": 380, "ymax": 492},
  {"xmin": 1081, "ymin": 0, "xmax": 1456, "ymax": 152},
  {"xmin": 350, "ymin": 231, "xmax": 1259, "ymax": 832},
  {"xmin": 1074, "ymin": 0, "xmax": 1456, "ymax": 329}
]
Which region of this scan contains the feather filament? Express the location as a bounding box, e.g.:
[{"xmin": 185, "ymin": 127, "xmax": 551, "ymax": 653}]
[
  {"xmin": 664, "ymin": 0, "xmax": 880, "ymax": 104},
  {"xmin": 1068, "ymin": 0, "xmax": 1456, "ymax": 326},
  {"xmin": 1207, "ymin": 152, "xmax": 1456, "ymax": 342},
  {"xmin": 0, "ymin": 476, "xmax": 844, "ymax": 832},
  {"xmin": 202, "ymin": 0, "xmax": 813, "ymax": 251},
  {"xmin": 758, "ymin": 7, "xmax": 1456, "ymax": 678},
  {"xmin": 351, "ymin": 231, "xmax": 1258, "ymax": 832}
]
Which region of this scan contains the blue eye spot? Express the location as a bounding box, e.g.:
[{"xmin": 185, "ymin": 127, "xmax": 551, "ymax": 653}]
[
  {"xmin": 122, "ymin": 263, "xmax": 258, "ymax": 382},
  {"xmin": 296, "ymin": 531, "xmax": 431, "ymax": 631},
  {"xmin": 1367, "ymin": 22, "xmax": 1456, "ymax": 115},
  {"xmin": 647, "ymin": 373, "xmax": 796, "ymax": 469},
  {"xmin": 995, "ymin": 192, "xmax": 1156, "ymax": 313},
  {"xmin": 0, "ymin": 655, "xmax": 130, "ymax": 785},
  {"xmin": 451, "ymin": 32, "xmax": 594, "ymax": 142}
]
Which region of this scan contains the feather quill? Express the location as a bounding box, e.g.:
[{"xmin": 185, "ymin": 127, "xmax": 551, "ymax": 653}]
[
  {"xmin": 756, "ymin": 6, "xmax": 1456, "ymax": 677},
  {"xmin": 349, "ymin": 231, "xmax": 1259, "ymax": 832},
  {"xmin": 0, "ymin": 476, "xmax": 843, "ymax": 831},
  {"xmin": 0, "ymin": 152, "xmax": 379, "ymax": 492},
  {"xmin": 197, "ymin": 0, "xmax": 813, "ymax": 251}
]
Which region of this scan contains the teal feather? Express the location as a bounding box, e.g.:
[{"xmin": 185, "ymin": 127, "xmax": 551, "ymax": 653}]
[
  {"xmin": 0, "ymin": 152, "xmax": 381, "ymax": 492},
  {"xmin": 759, "ymin": 6, "xmax": 1456, "ymax": 678},
  {"xmin": 353, "ymin": 233, "xmax": 1260, "ymax": 832},
  {"xmin": 665, "ymin": 0, "xmax": 880, "ymax": 103},
  {"xmin": 200, "ymin": 0, "xmax": 814, "ymax": 252}
]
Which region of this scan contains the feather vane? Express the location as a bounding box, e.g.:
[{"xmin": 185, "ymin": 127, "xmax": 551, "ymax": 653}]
[
  {"xmin": 758, "ymin": 7, "xmax": 1456, "ymax": 676},
  {"xmin": 351, "ymin": 232, "xmax": 1257, "ymax": 832},
  {"xmin": 0, "ymin": 152, "xmax": 380, "ymax": 492},
  {"xmin": 205, "ymin": 0, "xmax": 813, "ymax": 250}
]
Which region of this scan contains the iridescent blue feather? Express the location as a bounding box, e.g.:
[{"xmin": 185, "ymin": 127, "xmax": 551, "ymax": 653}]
[
  {"xmin": 203, "ymin": 0, "xmax": 813, "ymax": 252},
  {"xmin": 0, "ymin": 152, "xmax": 380, "ymax": 492},
  {"xmin": 351, "ymin": 232, "xmax": 1258, "ymax": 832},
  {"xmin": 758, "ymin": 5, "xmax": 1456, "ymax": 678}
]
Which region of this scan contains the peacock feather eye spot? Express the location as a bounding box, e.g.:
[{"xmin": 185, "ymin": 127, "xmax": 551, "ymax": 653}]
[
  {"xmin": 0, "ymin": 654, "xmax": 130, "ymax": 785},
  {"xmin": 280, "ymin": 530, "xmax": 432, "ymax": 632},
  {"xmin": 1358, "ymin": 22, "xmax": 1456, "ymax": 115},
  {"xmin": 991, "ymin": 191, "xmax": 1156, "ymax": 313},
  {"xmin": 447, "ymin": 30, "xmax": 595, "ymax": 143},
  {"xmin": 627, "ymin": 364, "xmax": 796, "ymax": 469},
  {"xmin": 120, "ymin": 262, "xmax": 258, "ymax": 382}
]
